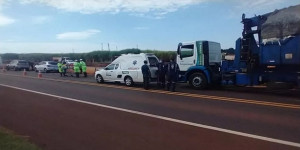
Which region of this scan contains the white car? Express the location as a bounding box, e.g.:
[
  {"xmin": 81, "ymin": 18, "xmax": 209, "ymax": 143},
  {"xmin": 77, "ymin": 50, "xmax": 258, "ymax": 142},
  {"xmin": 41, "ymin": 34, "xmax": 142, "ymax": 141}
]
[
  {"xmin": 65, "ymin": 60, "xmax": 75, "ymax": 65},
  {"xmin": 35, "ymin": 61, "xmax": 58, "ymax": 73},
  {"xmin": 95, "ymin": 53, "xmax": 159, "ymax": 86}
]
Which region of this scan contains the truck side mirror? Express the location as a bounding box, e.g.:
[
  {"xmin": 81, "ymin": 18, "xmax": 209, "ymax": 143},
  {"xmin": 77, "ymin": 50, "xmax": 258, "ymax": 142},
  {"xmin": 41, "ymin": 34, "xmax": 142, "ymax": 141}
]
[{"xmin": 177, "ymin": 43, "xmax": 182, "ymax": 55}]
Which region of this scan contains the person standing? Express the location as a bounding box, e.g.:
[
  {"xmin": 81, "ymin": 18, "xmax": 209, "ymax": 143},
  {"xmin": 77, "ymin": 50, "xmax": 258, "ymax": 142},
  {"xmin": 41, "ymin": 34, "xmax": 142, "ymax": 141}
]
[
  {"xmin": 62, "ymin": 61, "xmax": 68, "ymax": 77},
  {"xmin": 57, "ymin": 61, "xmax": 63, "ymax": 77},
  {"xmin": 79, "ymin": 59, "xmax": 83, "ymax": 74},
  {"xmin": 74, "ymin": 60, "xmax": 80, "ymax": 78},
  {"xmin": 141, "ymin": 60, "xmax": 151, "ymax": 90},
  {"xmin": 80, "ymin": 59, "xmax": 87, "ymax": 77},
  {"xmin": 156, "ymin": 60, "xmax": 166, "ymax": 88},
  {"xmin": 166, "ymin": 58, "xmax": 179, "ymax": 92}
]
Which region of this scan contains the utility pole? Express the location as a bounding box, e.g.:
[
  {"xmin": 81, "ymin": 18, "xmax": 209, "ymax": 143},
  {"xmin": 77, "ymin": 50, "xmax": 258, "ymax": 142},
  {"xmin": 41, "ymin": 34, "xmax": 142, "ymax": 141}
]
[{"xmin": 101, "ymin": 43, "xmax": 103, "ymax": 51}]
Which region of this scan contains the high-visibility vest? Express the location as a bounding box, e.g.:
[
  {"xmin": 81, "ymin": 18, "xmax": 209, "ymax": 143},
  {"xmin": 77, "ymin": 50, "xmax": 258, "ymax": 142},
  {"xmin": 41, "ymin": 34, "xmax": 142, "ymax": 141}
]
[
  {"xmin": 74, "ymin": 62, "xmax": 80, "ymax": 73},
  {"xmin": 80, "ymin": 61, "xmax": 87, "ymax": 72},
  {"xmin": 57, "ymin": 63, "xmax": 62, "ymax": 73}
]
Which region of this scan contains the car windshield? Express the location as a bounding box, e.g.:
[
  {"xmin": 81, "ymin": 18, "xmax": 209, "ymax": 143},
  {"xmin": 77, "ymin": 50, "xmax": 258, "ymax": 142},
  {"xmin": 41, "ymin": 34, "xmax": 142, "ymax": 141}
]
[
  {"xmin": 18, "ymin": 61, "xmax": 28, "ymax": 64},
  {"xmin": 48, "ymin": 62, "xmax": 57, "ymax": 65}
]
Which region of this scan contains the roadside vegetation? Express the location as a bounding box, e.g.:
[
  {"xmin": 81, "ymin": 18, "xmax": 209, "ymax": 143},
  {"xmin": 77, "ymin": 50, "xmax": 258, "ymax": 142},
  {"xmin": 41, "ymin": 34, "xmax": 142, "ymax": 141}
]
[
  {"xmin": 0, "ymin": 49, "xmax": 176, "ymax": 63},
  {"xmin": 0, "ymin": 127, "xmax": 41, "ymax": 150},
  {"xmin": 0, "ymin": 48, "xmax": 233, "ymax": 64}
]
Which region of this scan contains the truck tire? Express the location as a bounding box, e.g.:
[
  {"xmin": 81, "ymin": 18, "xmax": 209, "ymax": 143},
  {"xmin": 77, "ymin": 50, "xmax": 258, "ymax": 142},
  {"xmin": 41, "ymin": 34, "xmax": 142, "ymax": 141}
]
[
  {"xmin": 189, "ymin": 73, "xmax": 208, "ymax": 90},
  {"xmin": 124, "ymin": 76, "xmax": 134, "ymax": 87},
  {"xmin": 96, "ymin": 74, "xmax": 104, "ymax": 83}
]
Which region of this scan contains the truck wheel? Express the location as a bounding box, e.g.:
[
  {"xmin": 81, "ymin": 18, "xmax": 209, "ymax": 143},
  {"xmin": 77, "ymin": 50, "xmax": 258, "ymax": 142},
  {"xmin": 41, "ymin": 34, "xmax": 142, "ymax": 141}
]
[
  {"xmin": 189, "ymin": 73, "xmax": 208, "ymax": 89},
  {"xmin": 96, "ymin": 74, "xmax": 104, "ymax": 83},
  {"xmin": 124, "ymin": 76, "xmax": 134, "ymax": 87}
]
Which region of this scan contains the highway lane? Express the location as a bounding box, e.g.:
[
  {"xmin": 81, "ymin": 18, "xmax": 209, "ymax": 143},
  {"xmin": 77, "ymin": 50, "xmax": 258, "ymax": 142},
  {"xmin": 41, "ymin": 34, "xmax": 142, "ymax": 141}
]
[
  {"xmin": 0, "ymin": 73, "xmax": 300, "ymax": 149},
  {"xmin": 2, "ymin": 70, "xmax": 300, "ymax": 103},
  {"xmin": 1, "ymin": 86, "xmax": 298, "ymax": 150}
]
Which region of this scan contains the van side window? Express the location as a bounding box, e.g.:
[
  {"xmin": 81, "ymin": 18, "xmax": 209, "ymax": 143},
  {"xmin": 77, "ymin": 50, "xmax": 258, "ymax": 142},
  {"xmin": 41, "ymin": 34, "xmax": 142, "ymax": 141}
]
[
  {"xmin": 181, "ymin": 44, "xmax": 194, "ymax": 58},
  {"xmin": 106, "ymin": 64, "xmax": 115, "ymax": 70},
  {"xmin": 115, "ymin": 64, "xmax": 119, "ymax": 70}
]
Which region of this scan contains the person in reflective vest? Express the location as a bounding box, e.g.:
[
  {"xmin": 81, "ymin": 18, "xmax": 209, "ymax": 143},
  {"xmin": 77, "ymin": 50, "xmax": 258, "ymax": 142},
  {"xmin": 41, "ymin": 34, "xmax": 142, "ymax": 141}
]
[
  {"xmin": 62, "ymin": 61, "xmax": 68, "ymax": 77},
  {"xmin": 74, "ymin": 60, "xmax": 80, "ymax": 78},
  {"xmin": 166, "ymin": 58, "xmax": 179, "ymax": 92},
  {"xmin": 57, "ymin": 62, "xmax": 63, "ymax": 77},
  {"xmin": 141, "ymin": 60, "xmax": 151, "ymax": 90},
  {"xmin": 79, "ymin": 59, "xmax": 83, "ymax": 74},
  {"xmin": 80, "ymin": 59, "xmax": 87, "ymax": 77}
]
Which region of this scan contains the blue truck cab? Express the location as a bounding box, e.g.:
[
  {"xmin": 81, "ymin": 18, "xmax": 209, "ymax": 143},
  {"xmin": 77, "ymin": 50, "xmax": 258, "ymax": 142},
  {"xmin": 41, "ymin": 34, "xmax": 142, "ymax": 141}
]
[{"xmin": 176, "ymin": 41, "xmax": 222, "ymax": 89}]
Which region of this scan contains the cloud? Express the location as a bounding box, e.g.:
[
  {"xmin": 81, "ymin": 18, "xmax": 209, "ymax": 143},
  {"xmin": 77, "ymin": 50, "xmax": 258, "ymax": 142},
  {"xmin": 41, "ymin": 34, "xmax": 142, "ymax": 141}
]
[
  {"xmin": 32, "ymin": 16, "xmax": 51, "ymax": 24},
  {"xmin": 18, "ymin": 0, "xmax": 293, "ymax": 18},
  {"xmin": 134, "ymin": 26, "xmax": 149, "ymax": 30},
  {"xmin": 235, "ymin": 0, "xmax": 284, "ymax": 8},
  {"xmin": 56, "ymin": 29, "xmax": 100, "ymax": 40},
  {"xmin": 0, "ymin": 14, "xmax": 15, "ymax": 26},
  {"xmin": 19, "ymin": 0, "xmax": 206, "ymax": 15}
]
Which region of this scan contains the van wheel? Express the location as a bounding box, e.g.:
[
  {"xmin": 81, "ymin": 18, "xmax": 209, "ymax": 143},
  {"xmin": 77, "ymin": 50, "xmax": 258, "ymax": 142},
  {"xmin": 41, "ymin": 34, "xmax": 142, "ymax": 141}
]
[
  {"xmin": 96, "ymin": 74, "xmax": 104, "ymax": 83},
  {"xmin": 189, "ymin": 73, "xmax": 207, "ymax": 90},
  {"xmin": 124, "ymin": 76, "xmax": 134, "ymax": 87}
]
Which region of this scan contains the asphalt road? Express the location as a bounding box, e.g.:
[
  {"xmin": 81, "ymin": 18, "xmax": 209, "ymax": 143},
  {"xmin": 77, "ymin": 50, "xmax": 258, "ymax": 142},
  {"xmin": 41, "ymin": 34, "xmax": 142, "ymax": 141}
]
[{"xmin": 0, "ymin": 71, "xmax": 300, "ymax": 149}]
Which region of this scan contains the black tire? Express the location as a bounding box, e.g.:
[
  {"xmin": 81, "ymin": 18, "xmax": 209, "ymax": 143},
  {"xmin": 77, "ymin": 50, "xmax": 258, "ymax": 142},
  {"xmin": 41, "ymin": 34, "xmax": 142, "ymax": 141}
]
[
  {"xmin": 14, "ymin": 67, "xmax": 18, "ymax": 71},
  {"xmin": 124, "ymin": 76, "xmax": 134, "ymax": 87},
  {"xmin": 96, "ymin": 74, "xmax": 104, "ymax": 83},
  {"xmin": 44, "ymin": 68, "xmax": 48, "ymax": 73},
  {"xmin": 189, "ymin": 73, "xmax": 208, "ymax": 90},
  {"xmin": 35, "ymin": 68, "xmax": 38, "ymax": 72}
]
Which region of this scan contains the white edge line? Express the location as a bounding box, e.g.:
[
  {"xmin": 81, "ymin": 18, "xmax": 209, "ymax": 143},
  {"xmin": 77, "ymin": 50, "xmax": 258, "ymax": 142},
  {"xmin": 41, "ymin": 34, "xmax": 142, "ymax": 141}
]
[{"xmin": 0, "ymin": 83, "xmax": 299, "ymax": 148}]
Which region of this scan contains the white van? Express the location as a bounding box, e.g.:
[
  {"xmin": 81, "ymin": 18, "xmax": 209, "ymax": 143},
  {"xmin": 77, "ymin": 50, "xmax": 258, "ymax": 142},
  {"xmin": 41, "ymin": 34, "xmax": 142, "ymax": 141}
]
[{"xmin": 95, "ymin": 53, "xmax": 159, "ymax": 86}]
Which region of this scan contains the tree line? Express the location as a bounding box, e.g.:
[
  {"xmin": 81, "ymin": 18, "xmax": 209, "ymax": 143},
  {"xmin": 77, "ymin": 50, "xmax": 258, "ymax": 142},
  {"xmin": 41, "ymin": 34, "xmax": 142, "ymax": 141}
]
[
  {"xmin": 0, "ymin": 49, "xmax": 177, "ymax": 63},
  {"xmin": 1, "ymin": 48, "xmax": 233, "ymax": 63}
]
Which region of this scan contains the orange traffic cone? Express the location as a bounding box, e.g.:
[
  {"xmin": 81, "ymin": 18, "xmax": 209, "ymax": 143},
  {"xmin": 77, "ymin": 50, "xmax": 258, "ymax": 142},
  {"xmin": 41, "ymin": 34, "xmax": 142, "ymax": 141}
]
[
  {"xmin": 38, "ymin": 70, "xmax": 42, "ymax": 78},
  {"xmin": 23, "ymin": 69, "xmax": 27, "ymax": 76}
]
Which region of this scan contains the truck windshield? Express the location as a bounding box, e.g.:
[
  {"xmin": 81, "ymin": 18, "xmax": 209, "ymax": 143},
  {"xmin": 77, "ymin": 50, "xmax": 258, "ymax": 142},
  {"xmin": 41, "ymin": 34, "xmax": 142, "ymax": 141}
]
[{"xmin": 180, "ymin": 44, "xmax": 194, "ymax": 58}]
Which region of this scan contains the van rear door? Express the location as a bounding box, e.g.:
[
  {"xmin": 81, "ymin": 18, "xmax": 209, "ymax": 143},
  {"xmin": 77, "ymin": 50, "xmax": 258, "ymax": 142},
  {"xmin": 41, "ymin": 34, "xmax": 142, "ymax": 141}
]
[{"xmin": 147, "ymin": 56, "xmax": 159, "ymax": 78}]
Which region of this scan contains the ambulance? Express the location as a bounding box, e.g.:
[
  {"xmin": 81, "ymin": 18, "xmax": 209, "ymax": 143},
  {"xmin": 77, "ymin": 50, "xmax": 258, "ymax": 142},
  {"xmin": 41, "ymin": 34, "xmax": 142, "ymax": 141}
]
[{"xmin": 95, "ymin": 53, "xmax": 159, "ymax": 86}]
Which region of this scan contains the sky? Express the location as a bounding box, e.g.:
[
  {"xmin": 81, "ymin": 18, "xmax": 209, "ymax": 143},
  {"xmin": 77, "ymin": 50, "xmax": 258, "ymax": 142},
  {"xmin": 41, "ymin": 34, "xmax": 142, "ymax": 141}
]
[{"xmin": 0, "ymin": 0, "xmax": 299, "ymax": 53}]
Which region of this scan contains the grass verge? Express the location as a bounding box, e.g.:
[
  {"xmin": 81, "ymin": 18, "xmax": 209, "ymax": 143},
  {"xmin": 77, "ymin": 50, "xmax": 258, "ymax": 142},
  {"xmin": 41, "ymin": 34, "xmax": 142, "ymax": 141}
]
[{"xmin": 0, "ymin": 127, "xmax": 41, "ymax": 150}]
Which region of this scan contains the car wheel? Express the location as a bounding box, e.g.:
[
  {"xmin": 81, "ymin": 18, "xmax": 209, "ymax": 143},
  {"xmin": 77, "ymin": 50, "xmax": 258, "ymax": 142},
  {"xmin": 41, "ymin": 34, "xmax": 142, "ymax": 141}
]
[
  {"xmin": 14, "ymin": 67, "xmax": 18, "ymax": 71},
  {"xmin": 189, "ymin": 73, "xmax": 207, "ymax": 90},
  {"xmin": 124, "ymin": 76, "xmax": 134, "ymax": 87},
  {"xmin": 44, "ymin": 68, "xmax": 48, "ymax": 73},
  {"xmin": 96, "ymin": 74, "xmax": 104, "ymax": 83}
]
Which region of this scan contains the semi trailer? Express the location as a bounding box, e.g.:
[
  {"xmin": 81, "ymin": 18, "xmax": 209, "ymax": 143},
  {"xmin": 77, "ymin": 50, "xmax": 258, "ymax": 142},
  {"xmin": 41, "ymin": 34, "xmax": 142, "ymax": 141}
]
[{"xmin": 177, "ymin": 5, "xmax": 300, "ymax": 89}]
